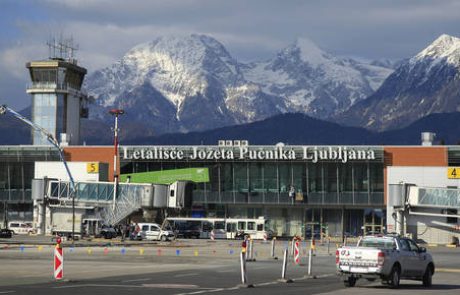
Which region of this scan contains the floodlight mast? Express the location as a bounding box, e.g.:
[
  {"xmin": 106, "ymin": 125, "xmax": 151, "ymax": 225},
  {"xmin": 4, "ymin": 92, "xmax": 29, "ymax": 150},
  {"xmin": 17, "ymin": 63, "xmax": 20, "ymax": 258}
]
[
  {"xmin": 109, "ymin": 109, "xmax": 124, "ymax": 213},
  {"xmin": 0, "ymin": 104, "xmax": 77, "ymax": 241}
]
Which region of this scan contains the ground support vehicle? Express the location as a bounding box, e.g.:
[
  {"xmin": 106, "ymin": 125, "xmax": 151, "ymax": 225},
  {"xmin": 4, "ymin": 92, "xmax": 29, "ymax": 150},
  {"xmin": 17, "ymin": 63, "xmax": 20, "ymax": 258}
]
[
  {"xmin": 166, "ymin": 217, "xmax": 273, "ymax": 240},
  {"xmin": 7, "ymin": 221, "xmax": 35, "ymax": 235},
  {"xmin": 336, "ymin": 235, "xmax": 435, "ymax": 288},
  {"xmin": 51, "ymin": 212, "xmax": 83, "ymax": 239}
]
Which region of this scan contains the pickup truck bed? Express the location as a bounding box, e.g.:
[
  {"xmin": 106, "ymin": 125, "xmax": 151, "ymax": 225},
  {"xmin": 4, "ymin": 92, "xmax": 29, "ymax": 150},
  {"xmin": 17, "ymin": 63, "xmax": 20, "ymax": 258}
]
[{"xmin": 336, "ymin": 235, "xmax": 434, "ymax": 288}]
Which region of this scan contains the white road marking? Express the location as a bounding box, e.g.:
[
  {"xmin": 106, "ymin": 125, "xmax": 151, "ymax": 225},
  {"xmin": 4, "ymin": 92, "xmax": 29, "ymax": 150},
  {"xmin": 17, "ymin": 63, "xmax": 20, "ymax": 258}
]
[
  {"xmin": 142, "ymin": 284, "xmax": 202, "ymax": 289},
  {"xmin": 54, "ymin": 284, "xmax": 143, "ymax": 289},
  {"xmin": 175, "ymin": 289, "xmax": 224, "ymax": 295},
  {"xmin": 174, "ymin": 273, "xmax": 199, "ymax": 278},
  {"xmin": 121, "ymin": 278, "xmax": 150, "ymax": 283},
  {"xmin": 0, "ymin": 291, "xmax": 16, "ymax": 294}
]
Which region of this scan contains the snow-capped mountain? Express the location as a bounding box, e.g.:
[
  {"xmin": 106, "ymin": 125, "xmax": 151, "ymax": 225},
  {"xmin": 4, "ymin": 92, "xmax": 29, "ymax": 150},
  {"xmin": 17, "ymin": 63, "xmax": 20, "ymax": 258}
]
[
  {"xmin": 86, "ymin": 34, "xmax": 392, "ymax": 135},
  {"xmin": 242, "ymin": 38, "xmax": 392, "ymax": 118},
  {"xmin": 336, "ymin": 34, "xmax": 460, "ymax": 131}
]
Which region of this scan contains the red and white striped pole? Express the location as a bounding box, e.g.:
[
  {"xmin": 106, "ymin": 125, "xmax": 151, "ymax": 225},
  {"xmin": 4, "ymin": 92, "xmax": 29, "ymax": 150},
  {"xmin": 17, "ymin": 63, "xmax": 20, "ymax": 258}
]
[
  {"xmin": 54, "ymin": 236, "xmax": 63, "ymax": 280},
  {"xmin": 294, "ymin": 240, "xmax": 300, "ymax": 265},
  {"xmin": 210, "ymin": 230, "xmax": 215, "ymax": 241}
]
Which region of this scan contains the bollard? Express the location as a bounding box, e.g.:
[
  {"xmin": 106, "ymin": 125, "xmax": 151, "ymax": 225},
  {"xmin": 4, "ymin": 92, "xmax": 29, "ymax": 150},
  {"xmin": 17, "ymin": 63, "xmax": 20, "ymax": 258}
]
[
  {"xmin": 210, "ymin": 230, "xmax": 215, "ymax": 241},
  {"xmin": 271, "ymin": 237, "xmax": 278, "ymax": 259},
  {"xmin": 239, "ymin": 251, "xmax": 254, "ymax": 288},
  {"xmin": 246, "ymin": 239, "xmax": 256, "ymax": 262},
  {"xmin": 308, "ymin": 248, "xmax": 313, "ymax": 276},
  {"xmin": 279, "ymin": 248, "xmax": 293, "ymax": 283},
  {"xmin": 327, "ymin": 238, "xmax": 331, "ymax": 255},
  {"xmin": 139, "ymin": 248, "xmax": 144, "ymax": 255},
  {"xmin": 194, "ymin": 250, "xmax": 199, "ymax": 257},
  {"xmin": 311, "ymin": 238, "xmax": 316, "ymax": 256},
  {"xmin": 54, "ymin": 236, "xmax": 63, "ymax": 280}
]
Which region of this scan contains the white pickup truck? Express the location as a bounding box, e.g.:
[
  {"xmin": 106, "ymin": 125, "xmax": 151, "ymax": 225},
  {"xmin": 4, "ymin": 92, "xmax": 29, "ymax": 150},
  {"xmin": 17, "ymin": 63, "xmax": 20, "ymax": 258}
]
[{"xmin": 336, "ymin": 235, "xmax": 434, "ymax": 288}]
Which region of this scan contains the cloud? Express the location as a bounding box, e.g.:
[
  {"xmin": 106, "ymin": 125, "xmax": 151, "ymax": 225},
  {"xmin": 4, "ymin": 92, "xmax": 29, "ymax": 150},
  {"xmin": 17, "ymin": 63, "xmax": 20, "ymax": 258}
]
[{"xmin": 1, "ymin": 0, "xmax": 460, "ymax": 109}]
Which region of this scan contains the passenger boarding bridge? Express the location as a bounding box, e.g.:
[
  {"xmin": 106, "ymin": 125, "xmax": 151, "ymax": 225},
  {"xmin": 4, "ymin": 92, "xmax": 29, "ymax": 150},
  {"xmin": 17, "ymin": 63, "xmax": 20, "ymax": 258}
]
[
  {"xmin": 32, "ymin": 179, "xmax": 189, "ymax": 235},
  {"xmin": 388, "ymin": 184, "xmax": 460, "ymax": 243}
]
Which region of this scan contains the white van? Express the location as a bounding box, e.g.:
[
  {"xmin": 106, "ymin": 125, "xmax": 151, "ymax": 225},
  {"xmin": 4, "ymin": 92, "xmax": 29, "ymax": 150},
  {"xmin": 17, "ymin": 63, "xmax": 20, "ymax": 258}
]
[
  {"xmin": 137, "ymin": 223, "xmax": 175, "ymax": 241},
  {"xmin": 8, "ymin": 221, "xmax": 35, "ymax": 235}
]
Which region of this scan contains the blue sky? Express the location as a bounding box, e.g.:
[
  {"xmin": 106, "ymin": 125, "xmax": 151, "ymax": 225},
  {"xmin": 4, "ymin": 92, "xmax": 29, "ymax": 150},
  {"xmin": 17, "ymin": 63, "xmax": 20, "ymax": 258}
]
[{"xmin": 1, "ymin": 0, "xmax": 459, "ymax": 109}]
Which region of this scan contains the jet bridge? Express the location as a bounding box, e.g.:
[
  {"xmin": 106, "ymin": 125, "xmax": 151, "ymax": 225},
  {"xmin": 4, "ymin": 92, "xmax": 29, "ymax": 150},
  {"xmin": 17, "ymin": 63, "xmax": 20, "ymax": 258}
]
[{"xmin": 32, "ymin": 179, "xmax": 191, "ymax": 235}]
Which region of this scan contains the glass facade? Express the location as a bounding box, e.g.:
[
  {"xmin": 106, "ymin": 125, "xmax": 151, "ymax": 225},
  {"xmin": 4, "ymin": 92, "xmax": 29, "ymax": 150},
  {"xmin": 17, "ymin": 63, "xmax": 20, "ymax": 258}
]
[
  {"xmin": 120, "ymin": 145, "xmax": 385, "ymax": 237},
  {"xmin": 0, "ymin": 147, "xmax": 59, "ymax": 221},
  {"xmin": 32, "ymin": 93, "xmax": 65, "ymax": 145},
  {"xmin": 121, "ymin": 160, "xmax": 384, "ymax": 206}
]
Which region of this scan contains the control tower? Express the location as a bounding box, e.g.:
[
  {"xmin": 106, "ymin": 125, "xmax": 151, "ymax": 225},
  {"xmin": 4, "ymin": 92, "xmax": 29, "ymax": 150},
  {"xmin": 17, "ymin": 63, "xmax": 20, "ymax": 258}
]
[{"xmin": 26, "ymin": 37, "xmax": 90, "ymax": 146}]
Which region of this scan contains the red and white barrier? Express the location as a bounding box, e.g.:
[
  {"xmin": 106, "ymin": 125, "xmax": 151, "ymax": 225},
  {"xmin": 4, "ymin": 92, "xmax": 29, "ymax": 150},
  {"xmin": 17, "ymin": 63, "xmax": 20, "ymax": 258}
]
[
  {"xmin": 294, "ymin": 240, "xmax": 300, "ymax": 265},
  {"xmin": 54, "ymin": 237, "xmax": 63, "ymax": 280}
]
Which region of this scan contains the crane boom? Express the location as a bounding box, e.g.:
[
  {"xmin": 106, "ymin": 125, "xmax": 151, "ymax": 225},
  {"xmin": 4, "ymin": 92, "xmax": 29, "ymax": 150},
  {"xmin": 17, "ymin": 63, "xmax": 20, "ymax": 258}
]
[{"xmin": 0, "ymin": 104, "xmax": 76, "ymax": 193}]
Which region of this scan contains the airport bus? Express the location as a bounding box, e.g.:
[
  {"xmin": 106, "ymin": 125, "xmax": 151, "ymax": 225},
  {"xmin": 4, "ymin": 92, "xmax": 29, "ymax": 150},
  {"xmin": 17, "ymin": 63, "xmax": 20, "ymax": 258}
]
[{"xmin": 165, "ymin": 217, "xmax": 273, "ymax": 240}]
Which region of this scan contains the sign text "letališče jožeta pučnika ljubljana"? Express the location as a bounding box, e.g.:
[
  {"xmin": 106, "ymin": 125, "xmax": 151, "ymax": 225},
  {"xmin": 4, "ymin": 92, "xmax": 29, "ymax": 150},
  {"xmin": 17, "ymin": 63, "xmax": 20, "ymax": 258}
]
[{"xmin": 122, "ymin": 146, "xmax": 376, "ymax": 163}]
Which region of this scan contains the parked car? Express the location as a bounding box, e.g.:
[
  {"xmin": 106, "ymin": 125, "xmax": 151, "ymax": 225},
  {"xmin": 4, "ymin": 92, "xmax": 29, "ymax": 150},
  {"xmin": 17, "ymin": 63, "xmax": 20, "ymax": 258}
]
[
  {"xmin": 137, "ymin": 223, "xmax": 175, "ymax": 241},
  {"xmin": 336, "ymin": 235, "xmax": 434, "ymax": 288},
  {"xmin": 0, "ymin": 228, "xmax": 13, "ymax": 238},
  {"xmin": 99, "ymin": 225, "xmax": 117, "ymax": 239},
  {"xmin": 8, "ymin": 221, "xmax": 35, "ymax": 235},
  {"xmin": 175, "ymin": 223, "xmax": 201, "ymax": 239}
]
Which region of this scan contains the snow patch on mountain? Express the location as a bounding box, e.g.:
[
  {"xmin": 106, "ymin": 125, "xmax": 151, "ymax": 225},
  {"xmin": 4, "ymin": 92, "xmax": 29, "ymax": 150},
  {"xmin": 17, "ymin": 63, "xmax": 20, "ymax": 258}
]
[
  {"xmin": 86, "ymin": 34, "xmax": 392, "ymax": 134},
  {"xmin": 413, "ymin": 34, "xmax": 460, "ymax": 66}
]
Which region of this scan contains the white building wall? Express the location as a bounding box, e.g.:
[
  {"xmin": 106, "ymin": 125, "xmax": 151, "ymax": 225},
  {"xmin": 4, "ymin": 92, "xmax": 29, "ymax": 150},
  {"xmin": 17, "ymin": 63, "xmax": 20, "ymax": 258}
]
[
  {"xmin": 387, "ymin": 166, "xmax": 460, "ymax": 188},
  {"xmin": 34, "ymin": 161, "xmax": 105, "ymax": 182}
]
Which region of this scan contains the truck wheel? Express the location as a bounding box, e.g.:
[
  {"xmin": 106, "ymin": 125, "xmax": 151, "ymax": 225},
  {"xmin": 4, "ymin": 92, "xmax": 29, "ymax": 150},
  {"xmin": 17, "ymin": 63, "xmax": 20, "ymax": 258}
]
[
  {"xmin": 389, "ymin": 266, "xmax": 400, "ymax": 289},
  {"xmin": 161, "ymin": 235, "xmax": 167, "ymax": 242},
  {"xmin": 344, "ymin": 276, "xmax": 357, "ymax": 287},
  {"xmin": 422, "ymin": 266, "xmax": 433, "ymax": 287}
]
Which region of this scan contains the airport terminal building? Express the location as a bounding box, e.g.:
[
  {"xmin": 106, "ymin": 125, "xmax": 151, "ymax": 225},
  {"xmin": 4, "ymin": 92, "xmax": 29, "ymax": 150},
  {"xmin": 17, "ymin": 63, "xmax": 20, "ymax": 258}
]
[{"xmin": 2, "ymin": 141, "xmax": 459, "ymax": 243}]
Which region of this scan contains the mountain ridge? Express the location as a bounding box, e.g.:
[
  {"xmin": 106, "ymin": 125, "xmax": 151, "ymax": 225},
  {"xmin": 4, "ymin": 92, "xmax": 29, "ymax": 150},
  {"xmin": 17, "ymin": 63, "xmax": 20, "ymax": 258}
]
[
  {"xmin": 86, "ymin": 34, "xmax": 392, "ymax": 135},
  {"xmin": 336, "ymin": 34, "xmax": 460, "ymax": 131}
]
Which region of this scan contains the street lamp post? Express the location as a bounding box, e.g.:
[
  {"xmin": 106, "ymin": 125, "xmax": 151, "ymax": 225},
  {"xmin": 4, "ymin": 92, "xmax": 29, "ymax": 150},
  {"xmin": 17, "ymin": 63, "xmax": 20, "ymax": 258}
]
[{"xmin": 109, "ymin": 109, "xmax": 124, "ymax": 214}]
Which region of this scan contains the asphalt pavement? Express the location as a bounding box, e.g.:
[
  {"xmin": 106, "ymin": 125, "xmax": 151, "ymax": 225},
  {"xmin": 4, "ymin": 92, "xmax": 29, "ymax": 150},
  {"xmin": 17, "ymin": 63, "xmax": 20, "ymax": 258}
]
[{"xmin": 0, "ymin": 236, "xmax": 459, "ymax": 295}]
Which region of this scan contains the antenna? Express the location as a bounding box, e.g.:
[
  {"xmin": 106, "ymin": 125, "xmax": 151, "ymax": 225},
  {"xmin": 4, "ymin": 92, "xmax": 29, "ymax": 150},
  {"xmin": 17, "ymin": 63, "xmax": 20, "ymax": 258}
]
[{"xmin": 47, "ymin": 34, "xmax": 79, "ymax": 64}]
